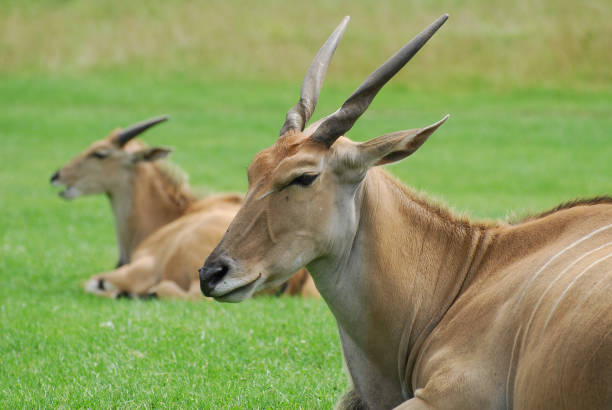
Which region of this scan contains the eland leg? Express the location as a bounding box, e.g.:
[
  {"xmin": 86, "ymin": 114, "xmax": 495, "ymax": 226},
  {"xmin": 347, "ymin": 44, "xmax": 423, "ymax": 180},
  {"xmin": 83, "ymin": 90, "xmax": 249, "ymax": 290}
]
[
  {"xmin": 148, "ymin": 280, "xmax": 206, "ymax": 301},
  {"xmin": 84, "ymin": 256, "xmax": 157, "ymax": 298}
]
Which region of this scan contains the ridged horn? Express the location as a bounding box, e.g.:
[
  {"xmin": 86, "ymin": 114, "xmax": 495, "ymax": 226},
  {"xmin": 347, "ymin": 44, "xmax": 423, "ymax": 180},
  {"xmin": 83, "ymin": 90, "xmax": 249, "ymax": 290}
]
[
  {"xmin": 310, "ymin": 14, "xmax": 449, "ymax": 147},
  {"xmin": 279, "ymin": 16, "xmax": 350, "ymax": 137},
  {"xmin": 115, "ymin": 115, "xmax": 169, "ymax": 147}
]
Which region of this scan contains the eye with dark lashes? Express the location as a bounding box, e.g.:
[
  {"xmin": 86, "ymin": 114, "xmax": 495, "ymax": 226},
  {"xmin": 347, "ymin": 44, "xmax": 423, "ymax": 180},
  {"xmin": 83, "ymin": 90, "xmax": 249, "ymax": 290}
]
[
  {"xmin": 288, "ymin": 173, "xmax": 319, "ymax": 188},
  {"xmin": 89, "ymin": 151, "xmax": 108, "ymax": 159}
]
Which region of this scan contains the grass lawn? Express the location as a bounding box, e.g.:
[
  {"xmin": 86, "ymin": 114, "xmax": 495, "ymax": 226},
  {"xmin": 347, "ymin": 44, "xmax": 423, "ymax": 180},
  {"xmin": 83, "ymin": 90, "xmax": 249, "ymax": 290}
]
[
  {"xmin": 1, "ymin": 72, "xmax": 610, "ymax": 407},
  {"xmin": 1, "ymin": 0, "xmax": 611, "ymax": 407}
]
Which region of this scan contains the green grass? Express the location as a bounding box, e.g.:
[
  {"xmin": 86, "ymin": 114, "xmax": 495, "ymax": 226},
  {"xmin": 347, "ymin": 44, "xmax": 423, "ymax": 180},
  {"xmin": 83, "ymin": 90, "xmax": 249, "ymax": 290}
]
[
  {"xmin": 1, "ymin": 73, "xmax": 610, "ymax": 407},
  {"xmin": 1, "ymin": 296, "xmax": 343, "ymax": 407},
  {"xmin": 1, "ymin": 0, "xmax": 611, "ymax": 407}
]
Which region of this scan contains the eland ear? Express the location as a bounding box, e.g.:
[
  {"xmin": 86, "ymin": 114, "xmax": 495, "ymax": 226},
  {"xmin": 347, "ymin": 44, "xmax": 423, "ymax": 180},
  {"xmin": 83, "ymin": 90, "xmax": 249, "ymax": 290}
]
[
  {"xmin": 130, "ymin": 147, "xmax": 172, "ymax": 163},
  {"xmin": 357, "ymin": 115, "xmax": 449, "ymax": 167}
]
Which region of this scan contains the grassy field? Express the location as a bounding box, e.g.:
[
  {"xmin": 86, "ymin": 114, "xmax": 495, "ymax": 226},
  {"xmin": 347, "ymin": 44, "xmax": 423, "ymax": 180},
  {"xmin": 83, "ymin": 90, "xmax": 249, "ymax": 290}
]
[{"xmin": 1, "ymin": 0, "xmax": 611, "ymax": 407}]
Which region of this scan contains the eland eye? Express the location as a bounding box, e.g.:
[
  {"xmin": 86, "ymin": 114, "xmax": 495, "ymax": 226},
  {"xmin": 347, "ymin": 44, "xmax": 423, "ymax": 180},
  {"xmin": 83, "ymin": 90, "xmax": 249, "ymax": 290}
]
[
  {"xmin": 289, "ymin": 173, "xmax": 319, "ymax": 187},
  {"xmin": 89, "ymin": 151, "xmax": 108, "ymax": 159}
]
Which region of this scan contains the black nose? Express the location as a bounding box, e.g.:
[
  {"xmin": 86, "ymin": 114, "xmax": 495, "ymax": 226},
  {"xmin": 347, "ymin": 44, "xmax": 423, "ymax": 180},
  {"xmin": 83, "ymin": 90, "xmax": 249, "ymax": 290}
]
[
  {"xmin": 199, "ymin": 258, "xmax": 230, "ymax": 296},
  {"xmin": 50, "ymin": 170, "xmax": 60, "ymax": 184}
]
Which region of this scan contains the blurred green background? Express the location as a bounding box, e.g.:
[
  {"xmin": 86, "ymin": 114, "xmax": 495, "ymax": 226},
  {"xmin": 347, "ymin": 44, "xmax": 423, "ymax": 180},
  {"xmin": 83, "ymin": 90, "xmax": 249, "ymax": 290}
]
[
  {"xmin": 2, "ymin": 0, "xmax": 611, "ymax": 88},
  {"xmin": 1, "ymin": 0, "xmax": 610, "ymax": 407}
]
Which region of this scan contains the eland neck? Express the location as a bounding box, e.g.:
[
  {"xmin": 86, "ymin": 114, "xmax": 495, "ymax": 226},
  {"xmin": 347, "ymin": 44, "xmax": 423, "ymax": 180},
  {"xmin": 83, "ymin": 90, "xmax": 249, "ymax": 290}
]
[
  {"xmin": 107, "ymin": 162, "xmax": 194, "ymax": 265},
  {"xmin": 308, "ymin": 168, "xmax": 493, "ymax": 401}
]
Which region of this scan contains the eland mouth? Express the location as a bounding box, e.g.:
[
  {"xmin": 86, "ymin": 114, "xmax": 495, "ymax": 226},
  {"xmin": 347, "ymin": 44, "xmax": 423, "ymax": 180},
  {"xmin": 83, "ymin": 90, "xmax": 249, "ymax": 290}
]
[
  {"xmin": 50, "ymin": 171, "xmax": 79, "ymax": 199},
  {"xmin": 208, "ymin": 273, "xmax": 263, "ymax": 303},
  {"xmin": 55, "ymin": 184, "xmax": 82, "ymax": 199}
]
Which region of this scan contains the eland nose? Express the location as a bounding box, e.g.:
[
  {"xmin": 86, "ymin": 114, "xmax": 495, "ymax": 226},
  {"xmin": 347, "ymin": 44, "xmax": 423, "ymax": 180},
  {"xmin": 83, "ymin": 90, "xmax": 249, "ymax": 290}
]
[
  {"xmin": 50, "ymin": 170, "xmax": 60, "ymax": 184},
  {"xmin": 199, "ymin": 257, "xmax": 230, "ymax": 296}
]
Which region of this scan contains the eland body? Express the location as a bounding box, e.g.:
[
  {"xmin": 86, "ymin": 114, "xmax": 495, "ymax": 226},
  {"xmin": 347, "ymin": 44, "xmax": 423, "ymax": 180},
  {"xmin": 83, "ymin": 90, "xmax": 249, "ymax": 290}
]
[
  {"xmin": 51, "ymin": 117, "xmax": 317, "ymax": 299},
  {"xmin": 199, "ymin": 15, "xmax": 612, "ymax": 408}
]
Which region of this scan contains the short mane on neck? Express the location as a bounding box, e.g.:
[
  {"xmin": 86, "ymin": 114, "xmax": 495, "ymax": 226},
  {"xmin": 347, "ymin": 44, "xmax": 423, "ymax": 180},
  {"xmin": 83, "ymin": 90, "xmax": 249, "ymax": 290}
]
[
  {"xmin": 514, "ymin": 196, "xmax": 612, "ymax": 224},
  {"xmin": 375, "ymin": 169, "xmax": 499, "ymax": 232},
  {"xmin": 147, "ymin": 161, "xmax": 197, "ymax": 213},
  {"xmin": 110, "ymin": 160, "xmax": 196, "ymax": 265}
]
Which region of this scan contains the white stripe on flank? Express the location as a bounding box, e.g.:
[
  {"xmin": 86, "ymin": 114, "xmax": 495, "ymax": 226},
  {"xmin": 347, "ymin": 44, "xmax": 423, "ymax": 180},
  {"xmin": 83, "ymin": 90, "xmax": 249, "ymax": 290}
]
[
  {"xmin": 542, "ymin": 252, "xmax": 612, "ymax": 329},
  {"xmin": 524, "ymin": 241, "xmax": 612, "ymax": 336},
  {"xmin": 515, "ymin": 224, "xmax": 612, "ymax": 311}
]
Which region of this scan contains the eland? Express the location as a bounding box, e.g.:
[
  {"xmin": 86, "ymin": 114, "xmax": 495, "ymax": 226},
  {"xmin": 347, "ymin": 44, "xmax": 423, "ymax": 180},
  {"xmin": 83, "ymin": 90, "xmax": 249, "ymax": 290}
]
[
  {"xmin": 199, "ymin": 15, "xmax": 612, "ymax": 409},
  {"xmin": 51, "ymin": 116, "xmax": 317, "ymax": 299}
]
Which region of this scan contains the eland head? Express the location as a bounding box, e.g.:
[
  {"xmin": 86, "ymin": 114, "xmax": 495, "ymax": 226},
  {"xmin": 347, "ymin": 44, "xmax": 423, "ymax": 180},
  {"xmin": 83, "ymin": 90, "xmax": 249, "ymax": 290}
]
[
  {"xmin": 50, "ymin": 116, "xmax": 171, "ymax": 199},
  {"xmin": 199, "ymin": 15, "xmax": 449, "ymax": 302}
]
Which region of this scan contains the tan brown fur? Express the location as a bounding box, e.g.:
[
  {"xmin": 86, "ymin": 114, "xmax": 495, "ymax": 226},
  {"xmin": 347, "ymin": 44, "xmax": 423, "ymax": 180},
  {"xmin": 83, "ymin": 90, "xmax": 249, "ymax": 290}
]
[
  {"xmin": 200, "ymin": 126, "xmax": 611, "ymax": 408},
  {"xmin": 52, "ymin": 125, "xmax": 318, "ymax": 300},
  {"xmin": 198, "ymin": 16, "xmax": 610, "ymax": 407},
  {"xmin": 380, "ymin": 170, "xmax": 501, "ymax": 232},
  {"xmin": 515, "ymin": 196, "xmax": 612, "ymax": 224}
]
